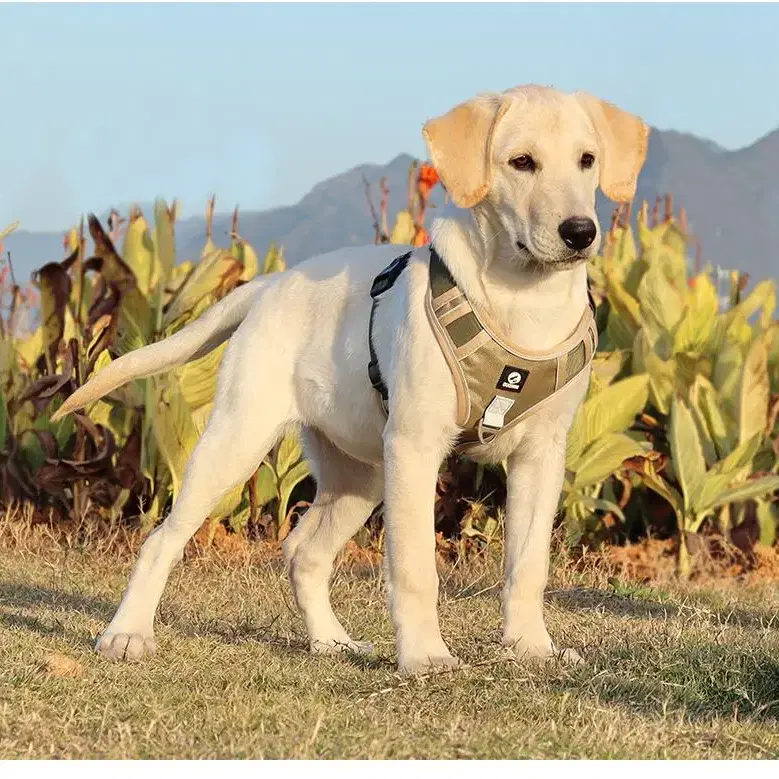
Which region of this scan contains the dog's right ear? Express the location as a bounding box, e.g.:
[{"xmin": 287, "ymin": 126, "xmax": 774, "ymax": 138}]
[{"xmin": 422, "ymin": 94, "xmax": 509, "ymax": 209}]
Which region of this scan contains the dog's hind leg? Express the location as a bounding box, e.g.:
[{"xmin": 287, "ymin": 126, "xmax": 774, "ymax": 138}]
[
  {"xmin": 283, "ymin": 428, "xmax": 383, "ymax": 656},
  {"xmin": 95, "ymin": 328, "xmax": 295, "ymax": 661}
]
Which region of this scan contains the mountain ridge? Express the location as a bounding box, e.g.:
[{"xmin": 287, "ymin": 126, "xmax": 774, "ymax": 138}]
[{"xmin": 4, "ymin": 126, "xmax": 778, "ymax": 286}]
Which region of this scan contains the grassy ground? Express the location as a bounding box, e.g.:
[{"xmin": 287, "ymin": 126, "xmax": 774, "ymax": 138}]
[{"xmin": 1, "ymin": 532, "xmax": 779, "ymax": 759}]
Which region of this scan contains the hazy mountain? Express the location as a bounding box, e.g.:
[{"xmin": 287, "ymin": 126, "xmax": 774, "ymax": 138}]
[{"xmin": 4, "ymin": 126, "xmax": 778, "ymax": 288}]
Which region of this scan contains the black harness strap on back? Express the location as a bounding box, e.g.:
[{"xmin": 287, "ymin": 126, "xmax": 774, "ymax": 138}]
[{"xmin": 367, "ymin": 250, "xmax": 412, "ymax": 411}]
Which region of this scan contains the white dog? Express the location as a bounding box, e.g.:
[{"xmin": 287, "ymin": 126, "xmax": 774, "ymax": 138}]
[{"xmin": 53, "ymin": 84, "xmax": 649, "ymax": 675}]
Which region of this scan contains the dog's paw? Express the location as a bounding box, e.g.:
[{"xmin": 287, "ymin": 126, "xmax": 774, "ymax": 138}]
[
  {"xmin": 310, "ymin": 638, "xmax": 374, "ymax": 657},
  {"xmin": 95, "ymin": 631, "xmax": 157, "ymax": 661},
  {"xmin": 397, "ymin": 652, "xmax": 463, "ymax": 677}
]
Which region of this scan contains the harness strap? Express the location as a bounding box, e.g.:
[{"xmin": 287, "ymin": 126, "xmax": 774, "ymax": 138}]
[
  {"xmin": 367, "ymin": 245, "xmax": 599, "ymax": 458},
  {"xmin": 367, "ymin": 251, "xmax": 412, "ymax": 412}
]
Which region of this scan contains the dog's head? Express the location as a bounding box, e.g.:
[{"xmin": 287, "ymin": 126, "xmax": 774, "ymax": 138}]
[{"xmin": 422, "ymin": 85, "xmax": 650, "ymax": 269}]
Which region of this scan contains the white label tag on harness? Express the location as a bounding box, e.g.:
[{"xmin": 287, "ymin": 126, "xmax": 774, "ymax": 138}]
[{"xmin": 483, "ymin": 395, "xmax": 515, "ymax": 429}]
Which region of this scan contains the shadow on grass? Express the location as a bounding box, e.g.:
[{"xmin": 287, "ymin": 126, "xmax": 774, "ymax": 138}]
[
  {"xmin": 535, "ymin": 586, "xmax": 779, "ymax": 727},
  {"xmin": 0, "ymin": 580, "xmax": 119, "ymax": 648},
  {"xmin": 0, "ymin": 580, "xmax": 116, "ymax": 620},
  {"xmin": 164, "ymin": 612, "xmax": 396, "ymax": 671},
  {"xmin": 0, "ymin": 577, "xmax": 385, "ymax": 669},
  {"xmin": 549, "ymin": 643, "xmax": 779, "ymax": 727},
  {"xmin": 0, "ymin": 610, "xmax": 66, "ymax": 637},
  {"xmin": 549, "ymin": 586, "xmax": 778, "ymax": 630}
]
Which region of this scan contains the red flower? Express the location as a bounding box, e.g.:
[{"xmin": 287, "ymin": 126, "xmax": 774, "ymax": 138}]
[{"xmin": 418, "ymin": 163, "xmax": 440, "ymax": 201}]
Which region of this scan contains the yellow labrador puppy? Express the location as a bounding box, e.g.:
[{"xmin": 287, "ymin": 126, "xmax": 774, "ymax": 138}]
[{"xmin": 53, "ymin": 84, "xmax": 649, "ymax": 675}]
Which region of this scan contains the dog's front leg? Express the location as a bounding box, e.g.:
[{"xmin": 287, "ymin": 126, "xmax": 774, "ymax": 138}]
[
  {"xmin": 502, "ymin": 432, "xmax": 582, "ymax": 664},
  {"xmin": 382, "ymin": 430, "xmax": 459, "ymax": 675}
]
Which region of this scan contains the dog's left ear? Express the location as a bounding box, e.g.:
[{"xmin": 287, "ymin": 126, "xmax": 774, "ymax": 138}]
[
  {"xmin": 575, "ymin": 93, "xmax": 650, "ymax": 204},
  {"xmin": 422, "ymin": 94, "xmax": 509, "ymax": 209}
]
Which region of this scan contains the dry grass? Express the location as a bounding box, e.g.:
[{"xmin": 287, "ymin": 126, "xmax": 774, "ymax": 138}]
[{"xmin": 1, "ymin": 507, "xmax": 779, "ymax": 759}]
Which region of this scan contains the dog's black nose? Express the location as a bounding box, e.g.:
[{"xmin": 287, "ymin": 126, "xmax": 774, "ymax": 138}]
[{"xmin": 558, "ymin": 217, "xmax": 597, "ymax": 251}]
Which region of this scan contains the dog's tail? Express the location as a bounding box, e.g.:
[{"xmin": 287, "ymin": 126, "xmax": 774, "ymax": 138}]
[{"xmin": 50, "ymin": 279, "xmax": 263, "ymax": 422}]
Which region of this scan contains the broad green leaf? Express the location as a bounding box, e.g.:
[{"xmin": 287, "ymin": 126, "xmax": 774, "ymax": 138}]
[
  {"xmin": 165, "ymin": 261, "xmax": 194, "ymax": 302},
  {"xmin": 727, "ymin": 312, "xmax": 757, "ymax": 351},
  {"xmin": 276, "ymin": 431, "xmax": 303, "ymax": 478},
  {"xmin": 738, "ymin": 332, "xmax": 770, "ymax": 444},
  {"xmin": 642, "ymin": 345, "xmax": 675, "ymax": 414},
  {"xmin": 122, "ymin": 211, "xmax": 157, "ymax": 296},
  {"xmin": 33, "ymin": 261, "xmax": 72, "ymax": 372},
  {"xmin": 673, "ymin": 274, "xmax": 718, "ymax": 355},
  {"xmin": 163, "ymin": 249, "xmax": 242, "ymax": 326},
  {"xmin": 713, "ymin": 339, "xmax": 745, "ymax": 419},
  {"xmin": 0, "ymin": 392, "xmax": 7, "ymax": 450},
  {"xmin": 604, "ymin": 269, "xmax": 642, "ymax": 336},
  {"xmin": 229, "ymin": 503, "xmax": 252, "ymax": 535},
  {"xmin": 605, "ymin": 309, "xmax": 637, "ymax": 351},
  {"xmin": 608, "ymin": 223, "xmax": 638, "ymax": 276},
  {"xmin": 731, "ymin": 279, "xmax": 777, "ymax": 329},
  {"xmin": 710, "ymin": 433, "xmax": 761, "ymax": 479},
  {"xmin": 701, "ymin": 475, "xmax": 779, "ymax": 514},
  {"xmin": 254, "ymin": 463, "xmax": 279, "ymax": 508},
  {"xmin": 689, "ymin": 374, "xmax": 732, "ymax": 458},
  {"xmin": 695, "ymin": 470, "xmax": 745, "ymax": 517},
  {"xmin": 660, "ymin": 220, "xmax": 689, "ymax": 257},
  {"xmin": 176, "ymin": 342, "xmax": 227, "ymax": 412},
  {"xmin": 165, "ymin": 291, "xmax": 218, "ymax": 337},
  {"xmin": 636, "ymin": 462, "xmax": 683, "ymax": 522},
  {"xmin": 565, "ymin": 411, "xmax": 587, "ymax": 468},
  {"xmin": 688, "ymin": 394, "xmax": 718, "ymax": 468},
  {"xmin": 232, "ymin": 238, "xmax": 260, "ymax": 282},
  {"xmin": 573, "ymin": 433, "xmax": 648, "ymax": 488},
  {"xmin": 153, "ymin": 200, "xmax": 177, "ymax": 288},
  {"xmin": 583, "ymin": 373, "xmax": 649, "ymax": 448},
  {"xmin": 638, "ymin": 260, "xmax": 685, "ymax": 340},
  {"xmin": 670, "ymin": 396, "xmax": 706, "ymax": 512},
  {"xmin": 589, "ymin": 350, "xmax": 630, "ymax": 396},
  {"xmin": 767, "ymin": 325, "xmax": 779, "ymax": 394},
  {"xmin": 755, "ymin": 499, "xmax": 778, "ymax": 547},
  {"xmin": 262, "ymin": 244, "xmax": 286, "ymax": 275},
  {"xmin": 113, "ymin": 291, "xmax": 153, "ymax": 356},
  {"xmin": 211, "ymin": 481, "xmax": 247, "ymax": 521},
  {"xmin": 568, "ymin": 493, "xmax": 626, "ymax": 523},
  {"xmin": 277, "ymin": 460, "xmax": 312, "ymax": 540},
  {"xmin": 148, "ymin": 373, "xmax": 199, "ymax": 498}
]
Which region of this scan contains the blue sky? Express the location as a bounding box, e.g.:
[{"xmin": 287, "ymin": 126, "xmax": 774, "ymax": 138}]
[{"xmin": 2, "ymin": 2, "xmax": 779, "ymax": 231}]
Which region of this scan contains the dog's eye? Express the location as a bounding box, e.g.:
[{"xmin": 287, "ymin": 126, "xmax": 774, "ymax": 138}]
[
  {"xmin": 580, "ymin": 152, "xmax": 596, "ymax": 170},
  {"xmin": 510, "ymin": 154, "xmax": 536, "ymax": 172}
]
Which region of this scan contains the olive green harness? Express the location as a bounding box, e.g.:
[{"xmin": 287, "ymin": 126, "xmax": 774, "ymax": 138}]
[{"xmin": 367, "ymin": 246, "xmax": 598, "ymax": 459}]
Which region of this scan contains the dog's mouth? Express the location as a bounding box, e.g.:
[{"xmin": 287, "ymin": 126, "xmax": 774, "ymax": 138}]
[{"xmin": 516, "ymin": 240, "xmax": 587, "ymax": 269}]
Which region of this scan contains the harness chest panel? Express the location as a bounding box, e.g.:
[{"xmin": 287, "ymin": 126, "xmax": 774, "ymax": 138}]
[{"xmin": 368, "ymin": 246, "xmax": 599, "ymax": 459}]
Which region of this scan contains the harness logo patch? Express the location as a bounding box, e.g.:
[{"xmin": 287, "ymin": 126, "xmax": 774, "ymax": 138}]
[{"xmin": 496, "ymin": 366, "xmax": 529, "ymax": 394}]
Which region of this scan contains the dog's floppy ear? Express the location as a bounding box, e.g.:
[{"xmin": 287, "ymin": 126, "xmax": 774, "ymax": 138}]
[
  {"xmin": 575, "ymin": 93, "xmax": 650, "ymax": 204},
  {"xmin": 422, "ymin": 94, "xmax": 509, "ymax": 209}
]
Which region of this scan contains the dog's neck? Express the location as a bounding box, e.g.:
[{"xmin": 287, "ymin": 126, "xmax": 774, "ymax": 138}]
[{"xmin": 429, "ymin": 210, "xmax": 590, "ymax": 352}]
